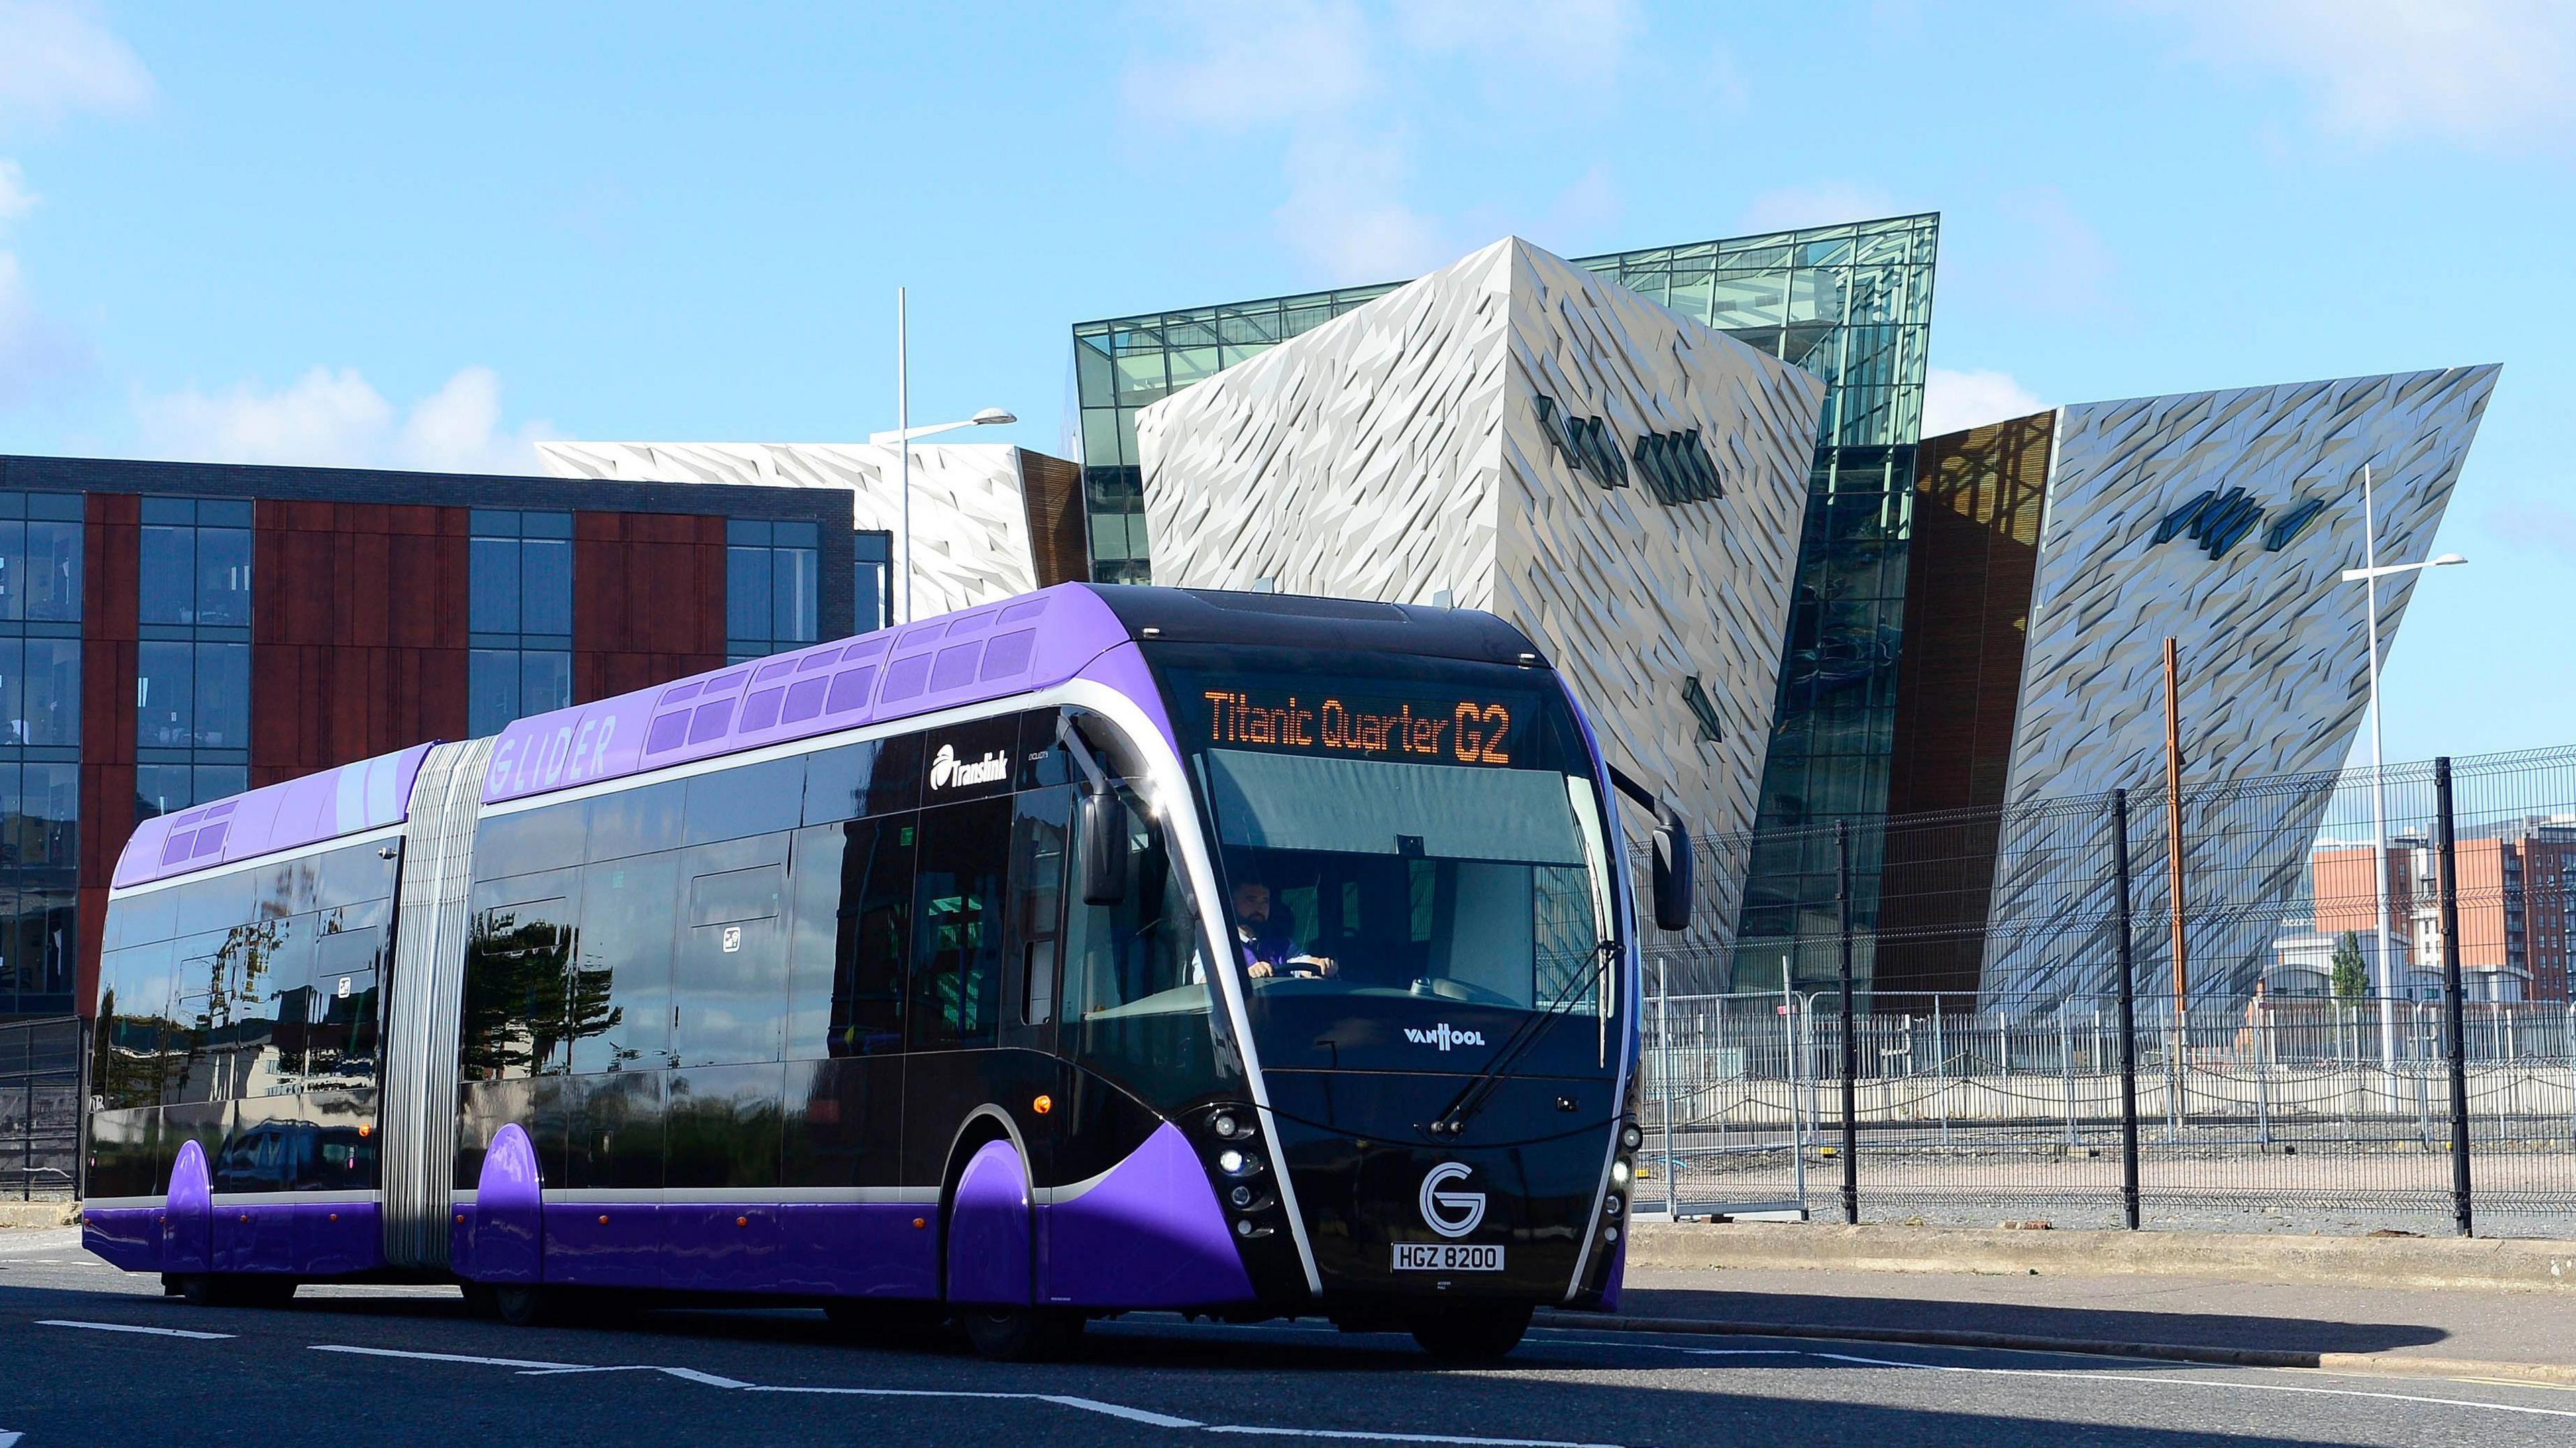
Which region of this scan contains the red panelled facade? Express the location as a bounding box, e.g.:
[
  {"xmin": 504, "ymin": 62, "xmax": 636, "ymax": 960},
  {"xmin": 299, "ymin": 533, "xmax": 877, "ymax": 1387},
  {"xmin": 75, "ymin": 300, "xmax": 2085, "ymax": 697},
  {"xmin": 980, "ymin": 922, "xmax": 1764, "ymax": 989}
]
[
  {"xmin": 67, "ymin": 501, "xmax": 766, "ymax": 1015},
  {"xmin": 573, "ymin": 512, "xmax": 729, "ymax": 699},
  {"xmin": 74, "ymin": 494, "xmax": 139, "ymax": 1018},
  {"xmin": 250, "ymin": 502, "xmax": 473, "ymax": 788}
]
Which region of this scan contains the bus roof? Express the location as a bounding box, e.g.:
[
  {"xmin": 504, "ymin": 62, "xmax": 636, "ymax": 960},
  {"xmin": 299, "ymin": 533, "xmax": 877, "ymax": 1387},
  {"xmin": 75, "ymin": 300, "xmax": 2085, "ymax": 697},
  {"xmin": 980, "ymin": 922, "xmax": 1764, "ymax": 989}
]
[
  {"xmin": 113, "ymin": 583, "xmax": 1546, "ymax": 889},
  {"xmin": 114, "ymin": 742, "xmax": 433, "ymax": 891}
]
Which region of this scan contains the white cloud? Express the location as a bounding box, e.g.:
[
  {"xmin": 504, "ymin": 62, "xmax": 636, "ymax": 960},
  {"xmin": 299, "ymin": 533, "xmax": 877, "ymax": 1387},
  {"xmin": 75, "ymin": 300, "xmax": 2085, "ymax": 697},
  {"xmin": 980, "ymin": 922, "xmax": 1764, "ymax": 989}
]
[
  {"xmin": 0, "ymin": 0, "xmax": 152, "ymax": 126},
  {"xmin": 1122, "ymin": 0, "xmax": 1373, "ymax": 130},
  {"xmin": 1737, "ymin": 182, "xmax": 1900, "ymax": 235},
  {"xmin": 1391, "ymin": 0, "xmax": 1640, "ymax": 87},
  {"xmin": 0, "ymin": 248, "xmax": 84, "ymax": 404},
  {"xmin": 2137, "ymin": 0, "xmax": 2576, "ymax": 146},
  {"xmin": 1273, "ymin": 131, "xmax": 1447, "ymax": 284},
  {"xmin": 1921, "ymin": 368, "xmax": 2045, "ymax": 438},
  {"xmin": 1125, "ymin": 1, "xmax": 1637, "ymax": 278},
  {"xmin": 139, "ymin": 365, "xmax": 555, "ymax": 474}
]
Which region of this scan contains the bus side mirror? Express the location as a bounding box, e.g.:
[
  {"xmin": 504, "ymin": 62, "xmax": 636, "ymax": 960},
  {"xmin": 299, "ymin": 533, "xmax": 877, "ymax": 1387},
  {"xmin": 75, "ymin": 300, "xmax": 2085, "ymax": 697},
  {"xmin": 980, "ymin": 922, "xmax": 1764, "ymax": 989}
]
[
  {"xmin": 1650, "ymin": 806, "xmax": 1693, "ymax": 932},
  {"xmin": 1079, "ymin": 789, "xmax": 1129, "ymax": 907}
]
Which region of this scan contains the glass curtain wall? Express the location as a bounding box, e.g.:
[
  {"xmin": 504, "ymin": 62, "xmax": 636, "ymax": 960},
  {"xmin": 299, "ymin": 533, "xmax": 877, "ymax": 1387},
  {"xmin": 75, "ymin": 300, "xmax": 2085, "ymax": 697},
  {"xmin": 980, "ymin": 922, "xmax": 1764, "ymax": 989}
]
[
  {"xmin": 1068, "ymin": 215, "xmax": 1939, "ymax": 988},
  {"xmin": 724, "ymin": 520, "xmax": 821, "ymax": 663},
  {"xmin": 468, "ymin": 510, "xmax": 574, "ymax": 738},
  {"xmin": 0, "ymin": 491, "xmax": 80, "ymax": 1017},
  {"xmin": 853, "ymin": 531, "xmax": 894, "ymax": 633},
  {"xmin": 136, "ymin": 498, "xmax": 252, "ymax": 824}
]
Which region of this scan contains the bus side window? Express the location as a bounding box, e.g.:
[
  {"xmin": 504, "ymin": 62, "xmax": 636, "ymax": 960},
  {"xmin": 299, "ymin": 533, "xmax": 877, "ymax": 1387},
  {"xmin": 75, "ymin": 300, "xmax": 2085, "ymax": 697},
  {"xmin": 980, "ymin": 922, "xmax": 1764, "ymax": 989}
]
[
  {"xmin": 908, "ymin": 798, "xmax": 1010, "ymax": 1051},
  {"xmin": 310, "ymin": 922, "xmax": 383, "ymax": 1082},
  {"xmin": 674, "ymin": 842, "xmax": 788, "ymax": 1066},
  {"xmin": 96, "ymin": 940, "xmax": 178, "ymax": 1109},
  {"xmin": 1012, "ymin": 787, "xmax": 1070, "ymax": 1027},
  {"xmin": 573, "ymin": 852, "xmax": 677, "ymax": 1072},
  {"xmin": 461, "ymin": 887, "xmax": 578, "ymax": 1081},
  {"xmin": 832, "ymin": 817, "xmax": 912, "ymax": 1057}
]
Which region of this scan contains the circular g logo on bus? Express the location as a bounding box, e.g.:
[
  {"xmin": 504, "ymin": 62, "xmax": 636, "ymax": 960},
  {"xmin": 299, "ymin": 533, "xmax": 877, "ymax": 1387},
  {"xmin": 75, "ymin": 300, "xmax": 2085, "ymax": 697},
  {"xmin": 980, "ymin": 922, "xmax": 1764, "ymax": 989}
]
[{"xmin": 1418, "ymin": 1162, "xmax": 1485, "ymax": 1239}]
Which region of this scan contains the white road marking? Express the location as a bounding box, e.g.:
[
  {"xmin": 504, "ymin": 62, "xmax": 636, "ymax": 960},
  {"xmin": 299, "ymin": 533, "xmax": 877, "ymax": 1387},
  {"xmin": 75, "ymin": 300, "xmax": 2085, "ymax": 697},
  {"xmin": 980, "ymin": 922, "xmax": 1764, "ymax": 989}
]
[
  {"xmin": 1, "ymin": 1429, "xmax": 21, "ymax": 1447},
  {"xmin": 310, "ymin": 1344, "xmax": 582, "ymax": 1370},
  {"xmin": 1538, "ymin": 1332, "xmax": 2576, "ymax": 1422},
  {"xmin": 1200, "ymin": 1422, "xmax": 1607, "ymax": 1432},
  {"xmin": 38, "ymin": 1319, "xmax": 234, "ymax": 1341},
  {"xmin": 1040, "ymin": 1396, "xmax": 1205, "ymax": 1428}
]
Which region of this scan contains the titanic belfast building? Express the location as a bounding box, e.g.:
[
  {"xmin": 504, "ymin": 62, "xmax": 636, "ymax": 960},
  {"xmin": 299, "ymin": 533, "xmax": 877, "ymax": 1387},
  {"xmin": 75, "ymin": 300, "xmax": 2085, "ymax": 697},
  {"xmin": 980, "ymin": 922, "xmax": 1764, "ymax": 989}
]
[{"xmin": 543, "ymin": 212, "xmax": 2498, "ymax": 1003}]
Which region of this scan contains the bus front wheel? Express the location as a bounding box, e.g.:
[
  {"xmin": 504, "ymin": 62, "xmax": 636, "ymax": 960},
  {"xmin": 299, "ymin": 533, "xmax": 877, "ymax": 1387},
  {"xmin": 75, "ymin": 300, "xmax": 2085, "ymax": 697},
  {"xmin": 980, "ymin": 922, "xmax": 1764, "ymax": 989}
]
[{"xmin": 958, "ymin": 1306, "xmax": 1084, "ymax": 1361}]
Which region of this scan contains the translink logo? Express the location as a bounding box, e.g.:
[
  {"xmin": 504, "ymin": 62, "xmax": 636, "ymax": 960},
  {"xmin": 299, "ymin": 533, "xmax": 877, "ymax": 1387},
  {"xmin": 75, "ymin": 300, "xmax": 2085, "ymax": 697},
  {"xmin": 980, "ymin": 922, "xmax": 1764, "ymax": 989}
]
[{"xmin": 1404, "ymin": 1023, "xmax": 1487, "ymax": 1051}]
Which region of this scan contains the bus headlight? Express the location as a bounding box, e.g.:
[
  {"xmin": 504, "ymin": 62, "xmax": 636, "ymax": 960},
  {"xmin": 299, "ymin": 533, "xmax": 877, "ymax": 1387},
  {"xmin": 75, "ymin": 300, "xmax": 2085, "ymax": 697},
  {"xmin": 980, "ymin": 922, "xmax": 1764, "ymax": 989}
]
[
  {"xmin": 1611, "ymin": 1159, "xmax": 1631, "ymax": 1186},
  {"xmin": 1212, "ymin": 1113, "xmax": 1252, "ymax": 1140},
  {"xmin": 1620, "ymin": 1124, "xmax": 1643, "ymax": 1151},
  {"xmin": 1604, "ymin": 1194, "xmax": 1623, "ymax": 1217},
  {"xmin": 1218, "ymin": 1149, "xmax": 1262, "ymax": 1177},
  {"xmin": 1229, "ymin": 1184, "xmax": 1254, "ymax": 1208}
]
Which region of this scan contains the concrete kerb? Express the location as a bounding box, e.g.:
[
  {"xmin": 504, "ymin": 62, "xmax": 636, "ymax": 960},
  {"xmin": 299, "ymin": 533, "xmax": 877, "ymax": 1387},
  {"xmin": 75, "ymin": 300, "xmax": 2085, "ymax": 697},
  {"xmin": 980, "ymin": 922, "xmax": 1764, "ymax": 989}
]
[
  {"xmin": 1624, "ymin": 1220, "xmax": 2576, "ymax": 1292},
  {"xmin": 1529, "ymin": 1308, "xmax": 2576, "ymax": 1387},
  {"xmin": 0, "ymin": 1202, "xmax": 76, "ymax": 1229}
]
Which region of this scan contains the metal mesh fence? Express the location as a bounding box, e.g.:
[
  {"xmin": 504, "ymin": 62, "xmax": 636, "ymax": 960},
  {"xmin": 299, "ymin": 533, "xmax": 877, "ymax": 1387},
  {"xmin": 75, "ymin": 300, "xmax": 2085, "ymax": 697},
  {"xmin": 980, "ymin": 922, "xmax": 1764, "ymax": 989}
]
[
  {"xmin": 0, "ymin": 1016, "xmax": 80, "ymax": 1201},
  {"xmin": 1637, "ymin": 744, "xmax": 2576, "ymax": 1236}
]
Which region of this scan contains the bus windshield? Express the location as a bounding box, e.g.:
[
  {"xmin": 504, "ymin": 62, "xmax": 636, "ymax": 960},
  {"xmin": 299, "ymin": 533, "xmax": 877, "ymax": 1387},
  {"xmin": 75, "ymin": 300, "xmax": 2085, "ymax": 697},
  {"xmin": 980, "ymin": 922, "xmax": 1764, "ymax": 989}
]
[{"xmin": 1157, "ymin": 649, "xmax": 1619, "ymax": 1077}]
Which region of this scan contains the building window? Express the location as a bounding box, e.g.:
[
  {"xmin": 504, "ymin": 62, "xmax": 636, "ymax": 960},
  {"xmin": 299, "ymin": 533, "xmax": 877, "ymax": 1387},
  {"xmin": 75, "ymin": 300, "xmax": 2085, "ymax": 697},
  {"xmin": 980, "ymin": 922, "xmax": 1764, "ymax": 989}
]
[
  {"xmin": 0, "ymin": 490, "xmax": 78, "ymax": 1017},
  {"xmin": 468, "ymin": 510, "xmax": 573, "ymax": 738},
  {"xmin": 727, "ymin": 519, "xmax": 820, "ymax": 661},
  {"xmin": 854, "ymin": 530, "xmax": 893, "ymax": 632},
  {"xmin": 134, "ymin": 498, "xmax": 247, "ymax": 829}
]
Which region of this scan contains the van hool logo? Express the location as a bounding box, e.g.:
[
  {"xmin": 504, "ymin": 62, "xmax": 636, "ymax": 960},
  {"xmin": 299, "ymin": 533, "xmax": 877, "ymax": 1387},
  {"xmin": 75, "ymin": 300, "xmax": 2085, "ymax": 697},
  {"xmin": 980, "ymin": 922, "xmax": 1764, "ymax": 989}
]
[
  {"xmin": 2154, "ymin": 488, "xmax": 2328, "ymax": 559},
  {"xmin": 1418, "ymin": 1162, "xmax": 1487, "ymax": 1239},
  {"xmin": 1534, "ymin": 396, "xmax": 1725, "ymax": 505},
  {"xmin": 928, "ymin": 742, "xmax": 1010, "ymax": 791},
  {"xmin": 1403, "ymin": 1022, "xmax": 1487, "ymax": 1052}
]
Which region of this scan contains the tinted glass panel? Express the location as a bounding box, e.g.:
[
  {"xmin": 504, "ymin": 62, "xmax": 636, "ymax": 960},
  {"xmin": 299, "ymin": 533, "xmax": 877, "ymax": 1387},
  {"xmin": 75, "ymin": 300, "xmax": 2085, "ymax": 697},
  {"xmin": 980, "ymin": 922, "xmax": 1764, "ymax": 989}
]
[
  {"xmin": 684, "ymin": 757, "xmax": 804, "ymax": 845},
  {"xmin": 586, "ymin": 781, "xmax": 684, "ymax": 861},
  {"xmin": 462, "ymin": 885, "xmax": 578, "ymax": 1081},
  {"xmin": 802, "ymin": 737, "xmax": 922, "ymax": 824},
  {"xmin": 572, "ymin": 853, "xmax": 676, "ymax": 1073},
  {"xmin": 475, "ymin": 802, "xmax": 588, "ymax": 880},
  {"xmin": 783, "ymin": 824, "xmax": 844, "ymax": 1060},
  {"xmin": 908, "ymin": 798, "xmax": 1009, "ymax": 1050},
  {"xmin": 673, "ymin": 838, "xmax": 788, "ymax": 1067},
  {"xmin": 835, "ymin": 818, "xmax": 912, "ymax": 1057},
  {"xmin": 307, "ymin": 923, "xmax": 383, "ymax": 1083},
  {"xmin": 521, "ymin": 537, "xmax": 572, "ymax": 634}
]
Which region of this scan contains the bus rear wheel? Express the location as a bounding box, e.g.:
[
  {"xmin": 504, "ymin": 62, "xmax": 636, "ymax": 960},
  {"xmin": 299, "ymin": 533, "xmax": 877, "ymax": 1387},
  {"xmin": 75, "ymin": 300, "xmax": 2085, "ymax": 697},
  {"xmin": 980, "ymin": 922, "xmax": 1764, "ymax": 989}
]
[
  {"xmin": 958, "ymin": 1306, "xmax": 1084, "ymax": 1361},
  {"xmin": 1410, "ymin": 1303, "xmax": 1532, "ymax": 1363}
]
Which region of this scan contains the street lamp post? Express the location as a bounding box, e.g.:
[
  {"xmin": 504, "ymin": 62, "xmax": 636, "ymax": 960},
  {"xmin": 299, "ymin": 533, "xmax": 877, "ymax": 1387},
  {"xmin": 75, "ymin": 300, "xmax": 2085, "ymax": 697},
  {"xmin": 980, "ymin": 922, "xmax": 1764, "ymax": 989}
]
[
  {"xmin": 2339, "ymin": 461, "xmax": 2465, "ymax": 1107},
  {"xmin": 876, "ymin": 287, "xmax": 1016, "ymax": 623}
]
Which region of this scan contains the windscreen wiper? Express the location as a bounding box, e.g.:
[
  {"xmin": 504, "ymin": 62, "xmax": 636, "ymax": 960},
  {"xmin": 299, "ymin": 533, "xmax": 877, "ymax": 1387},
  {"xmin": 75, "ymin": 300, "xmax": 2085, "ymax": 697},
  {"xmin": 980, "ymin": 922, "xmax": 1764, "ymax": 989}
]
[{"xmin": 1426, "ymin": 937, "xmax": 1618, "ymax": 1138}]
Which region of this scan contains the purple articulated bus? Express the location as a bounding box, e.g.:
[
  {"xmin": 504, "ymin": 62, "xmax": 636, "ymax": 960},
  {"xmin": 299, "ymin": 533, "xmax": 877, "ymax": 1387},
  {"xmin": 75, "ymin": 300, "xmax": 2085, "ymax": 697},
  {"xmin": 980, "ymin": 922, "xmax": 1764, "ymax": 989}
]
[{"xmin": 81, "ymin": 584, "xmax": 1693, "ymax": 1360}]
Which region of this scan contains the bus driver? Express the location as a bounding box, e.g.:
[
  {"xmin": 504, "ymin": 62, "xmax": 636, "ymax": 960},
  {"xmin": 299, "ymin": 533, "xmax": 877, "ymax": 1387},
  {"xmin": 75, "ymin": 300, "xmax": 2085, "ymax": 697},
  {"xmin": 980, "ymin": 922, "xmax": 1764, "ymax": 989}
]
[{"xmin": 1231, "ymin": 878, "xmax": 1337, "ymax": 979}]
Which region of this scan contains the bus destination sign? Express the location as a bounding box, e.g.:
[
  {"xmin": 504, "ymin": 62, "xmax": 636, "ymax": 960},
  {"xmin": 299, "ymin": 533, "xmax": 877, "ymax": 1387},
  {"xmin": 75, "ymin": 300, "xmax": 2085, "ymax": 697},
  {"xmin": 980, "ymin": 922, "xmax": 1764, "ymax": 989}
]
[{"xmin": 1201, "ymin": 688, "xmax": 1513, "ymax": 766}]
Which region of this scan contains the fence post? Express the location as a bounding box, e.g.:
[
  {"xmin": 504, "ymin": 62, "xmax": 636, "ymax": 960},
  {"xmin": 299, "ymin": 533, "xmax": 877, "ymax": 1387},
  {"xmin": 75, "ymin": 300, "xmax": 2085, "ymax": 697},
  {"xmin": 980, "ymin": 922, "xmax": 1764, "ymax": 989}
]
[
  {"xmin": 1784, "ymin": 962, "xmax": 1807, "ymax": 1217},
  {"xmin": 1933, "ymin": 994, "xmax": 1950, "ymax": 1148},
  {"xmin": 1836, "ymin": 820, "xmax": 1859, "ymax": 1226},
  {"xmin": 2059, "ymin": 1003, "xmax": 2077, "ymax": 1147},
  {"xmin": 2111, "ymin": 789, "xmax": 2142, "ymax": 1231},
  {"xmin": 1658, "ymin": 956, "xmax": 1676, "ymax": 1219},
  {"xmin": 2434, "ymin": 756, "xmax": 2473, "ymax": 1237},
  {"xmin": 2254, "ymin": 997, "xmax": 2273, "ymax": 1146}
]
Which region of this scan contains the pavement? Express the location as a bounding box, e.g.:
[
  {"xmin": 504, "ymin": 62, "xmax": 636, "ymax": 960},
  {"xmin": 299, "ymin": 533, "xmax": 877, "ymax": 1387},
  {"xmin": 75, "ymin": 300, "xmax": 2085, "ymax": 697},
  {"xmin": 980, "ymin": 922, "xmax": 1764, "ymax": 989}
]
[{"xmin": 9, "ymin": 1225, "xmax": 2576, "ymax": 1447}]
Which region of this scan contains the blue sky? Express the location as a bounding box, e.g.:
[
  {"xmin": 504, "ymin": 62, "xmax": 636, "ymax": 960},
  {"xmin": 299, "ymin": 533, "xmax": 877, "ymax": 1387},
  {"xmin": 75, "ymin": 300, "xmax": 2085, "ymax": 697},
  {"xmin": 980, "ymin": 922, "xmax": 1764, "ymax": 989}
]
[{"xmin": 0, "ymin": 1, "xmax": 2567, "ymax": 764}]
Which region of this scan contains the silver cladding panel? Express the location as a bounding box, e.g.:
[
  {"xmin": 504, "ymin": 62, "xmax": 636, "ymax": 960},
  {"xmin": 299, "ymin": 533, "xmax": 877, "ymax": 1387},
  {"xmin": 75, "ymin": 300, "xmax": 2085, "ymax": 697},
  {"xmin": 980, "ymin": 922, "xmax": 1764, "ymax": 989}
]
[
  {"xmin": 535, "ymin": 440, "xmax": 1037, "ymax": 617},
  {"xmin": 378, "ymin": 736, "xmax": 494, "ymax": 1269},
  {"xmin": 1979, "ymin": 366, "xmax": 2499, "ymax": 1003},
  {"xmin": 1136, "ymin": 237, "xmax": 1824, "ymax": 974}
]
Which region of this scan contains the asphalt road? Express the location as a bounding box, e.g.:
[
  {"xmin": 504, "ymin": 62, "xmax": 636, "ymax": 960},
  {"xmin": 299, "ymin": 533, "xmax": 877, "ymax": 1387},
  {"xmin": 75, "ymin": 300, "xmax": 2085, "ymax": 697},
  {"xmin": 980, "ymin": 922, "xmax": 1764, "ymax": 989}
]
[{"xmin": 4, "ymin": 1229, "xmax": 2573, "ymax": 1447}]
